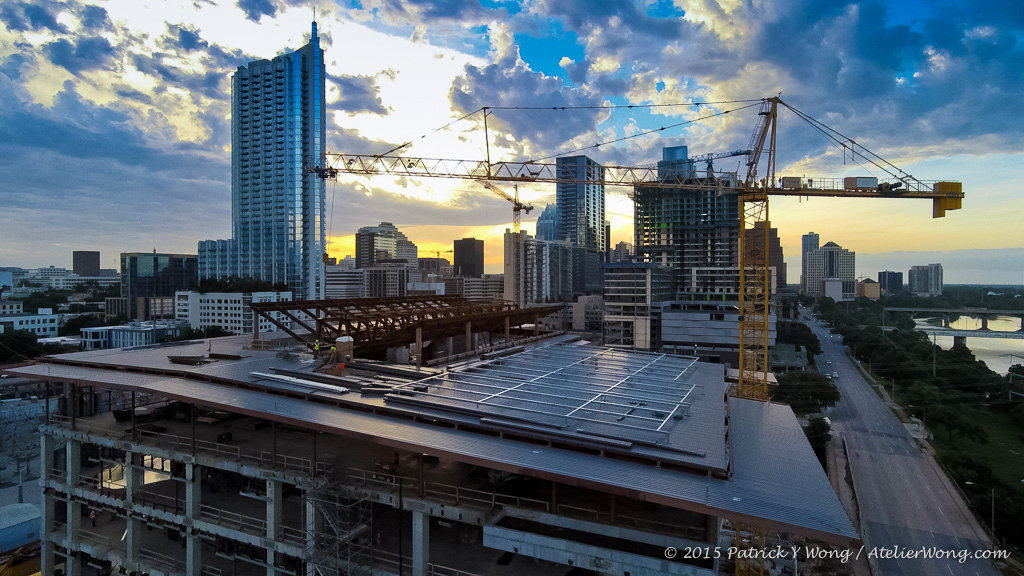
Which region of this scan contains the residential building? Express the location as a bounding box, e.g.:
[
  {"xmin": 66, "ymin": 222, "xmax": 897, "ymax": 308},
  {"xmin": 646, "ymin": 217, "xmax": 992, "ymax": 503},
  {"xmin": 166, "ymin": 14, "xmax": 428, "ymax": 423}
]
[
  {"xmin": 121, "ymin": 252, "xmax": 198, "ymax": 320},
  {"xmin": 72, "ymin": 251, "xmax": 100, "ymax": 277},
  {"xmin": 175, "ymin": 291, "xmax": 292, "ymax": 334},
  {"xmin": 453, "ymin": 237, "xmax": 484, "ymax": 278},
  {"xmin": 804, "ymin": 242, "xmax": 856, "ymax": 300},
  {"xmin": 801, "ymin": 232, "xmax": 820, "ymax": 294},
  {"xmin": 878, "ymin": 270, "xmax": 903, "ymax": 296},
  {"xmin": 199, "ymin": 22, "xmax": 327, "ymax": 300},
  {"xmin": 0, "ymin": 307, "xmax": 58, "ymax": 338},
  {"xmin": 634, "ymin": 146, "xmax": 741, "ymax": 300},
  {"xmin": 570, "ymin": 294, "xmax": 604, "ymax": 332},
  {"xmin": 534, "ymin": 203, "xmax": 558, "ymax": 240},
  {"xmin": 556, "ymin": 155, "xmax": 605, "ymax": 252},
  {"xmin": 909, "ymin": 263, "xmax": 943, "ymax": 297}
]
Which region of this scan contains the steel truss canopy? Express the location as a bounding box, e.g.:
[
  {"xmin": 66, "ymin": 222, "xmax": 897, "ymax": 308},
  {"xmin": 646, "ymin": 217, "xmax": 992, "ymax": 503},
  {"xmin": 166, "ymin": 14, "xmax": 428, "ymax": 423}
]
[{"xmin": 250, "ymin": 296, "xmax": 563, "ymax": 354}]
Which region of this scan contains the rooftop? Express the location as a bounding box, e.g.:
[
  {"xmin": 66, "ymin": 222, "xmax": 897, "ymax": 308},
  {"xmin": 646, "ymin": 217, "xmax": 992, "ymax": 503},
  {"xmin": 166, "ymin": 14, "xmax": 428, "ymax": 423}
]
[{"xmin": 5, "ymin": 334, "xmax": 857, "ymax": 545}]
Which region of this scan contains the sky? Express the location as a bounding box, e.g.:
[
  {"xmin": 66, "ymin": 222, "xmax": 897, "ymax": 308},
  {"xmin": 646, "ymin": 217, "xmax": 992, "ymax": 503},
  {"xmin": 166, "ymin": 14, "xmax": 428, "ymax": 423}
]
[{"xmin": 0, "ymin": 0, "xmax": 1021, "ymax": 284}]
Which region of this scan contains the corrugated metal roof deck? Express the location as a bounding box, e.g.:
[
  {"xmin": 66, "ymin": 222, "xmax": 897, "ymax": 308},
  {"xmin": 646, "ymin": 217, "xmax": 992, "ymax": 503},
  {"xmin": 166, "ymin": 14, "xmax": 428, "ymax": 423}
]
[{"xmin": 6, "ymin": 338, "xmax": 857, "ymax": 544}]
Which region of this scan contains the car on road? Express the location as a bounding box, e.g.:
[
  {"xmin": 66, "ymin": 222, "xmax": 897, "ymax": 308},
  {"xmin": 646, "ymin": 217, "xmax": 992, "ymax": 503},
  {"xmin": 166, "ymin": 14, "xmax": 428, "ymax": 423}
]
[{"xmin": 832, "ymin": 372, "xmax": 839, "ymax": 378}]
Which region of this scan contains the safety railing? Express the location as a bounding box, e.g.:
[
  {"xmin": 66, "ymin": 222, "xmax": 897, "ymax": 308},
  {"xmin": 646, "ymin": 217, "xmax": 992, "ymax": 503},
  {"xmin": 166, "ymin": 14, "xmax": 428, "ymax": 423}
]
[{"xmin": 200, "ymin": 503, "xmax": 267, "ymax": 535}]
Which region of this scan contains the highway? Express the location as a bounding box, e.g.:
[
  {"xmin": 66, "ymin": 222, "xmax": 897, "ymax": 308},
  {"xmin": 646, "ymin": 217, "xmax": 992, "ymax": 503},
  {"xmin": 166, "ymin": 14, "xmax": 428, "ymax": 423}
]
[{"xmin": 804, "ymin": 312, "xmax": 1001, "ymax": 576}]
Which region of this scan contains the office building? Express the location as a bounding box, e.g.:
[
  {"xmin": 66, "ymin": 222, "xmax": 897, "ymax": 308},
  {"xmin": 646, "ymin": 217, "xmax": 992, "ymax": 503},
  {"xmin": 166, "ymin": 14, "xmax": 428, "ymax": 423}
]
[
  {"xmin": 199, "ymin": 22, "xmax": 327, "ymax": 301},
  {"xmin": 364, "ymin": 264, "xmax": 410, "ymax": 298},
  {"xmin": 120, "ymin": 252, "xmax": 199, "ymax": 320},
  {"xmin": 801, "ymin": 232, "xmax": 820, "ymax": 294},
  {"xmin": 453, "ymin": 238, "xmax": 484, "ymax": 278},
  {"xmin": 878, "ymin": 270, "xmax": 903, "ymax": 296},
  {"xmin": 856, "ymin": 278, "xmax": 881, "ymax": 300},
  {"xmin": 602, "ymin": 262, "xmax": 674, "ymax": 349},
  {"xmin": 610, "ymin": 241, "xmax": 633, "ymax": 263},
  {"xmin": 909, "ymin": 263, "xmax": 943, "ymax": 297},
  {"xmin": 634, "ymin": 146, "xmax": 741, "ymax": 300},
  {"xmin": 534, "ymin": 203, "xmax": 558, "ymax": 241},
  {"xmin": 72, "ymin": 251, "xmax": 101, "ymax": 277},
  {"xmin": 804, "ymin": 242, "xmax": 856, "ymax": 300},
  {"xmin": 324, "ymin": 267, "xmax": 365, "ymax": 299},
  {"xmin": 355, "ymin": 222, "xmax": 417, "ymax": 269},
  {"xmin": 79, "ymin": 320, "xmax": 189, "ymax": 350},
  {"xmin": 175, "ymin": 291, "xmax": 292, "ymax": 334},
  {"xmin": 0, "ymin": 307, "xmax": 58, "ymax": 338}
]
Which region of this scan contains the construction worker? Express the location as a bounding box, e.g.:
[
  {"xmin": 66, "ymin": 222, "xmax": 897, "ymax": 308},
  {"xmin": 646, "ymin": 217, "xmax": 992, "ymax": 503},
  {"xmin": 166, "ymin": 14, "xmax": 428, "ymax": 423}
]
[{"xmin": 313, "ymin": 340, "xmax": 320, "ymax": 359}]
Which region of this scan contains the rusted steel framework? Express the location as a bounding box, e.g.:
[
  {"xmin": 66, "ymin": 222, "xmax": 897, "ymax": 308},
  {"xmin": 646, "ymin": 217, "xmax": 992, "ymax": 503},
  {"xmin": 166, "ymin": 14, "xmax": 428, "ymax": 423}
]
[{"xmin": 250, "ymin": 296, "xmax": 563, "ymax": 354}]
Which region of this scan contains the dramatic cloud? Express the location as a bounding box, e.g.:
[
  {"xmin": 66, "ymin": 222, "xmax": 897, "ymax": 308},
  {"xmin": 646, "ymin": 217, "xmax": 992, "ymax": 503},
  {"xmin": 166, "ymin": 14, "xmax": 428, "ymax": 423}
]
[
  {"xmin": 334, "ymin": 74, "xmax": 388, "ymax": 115},
  {"xmin": 0, "ymin": 1, "xmax": 67, "ymax": 33}
]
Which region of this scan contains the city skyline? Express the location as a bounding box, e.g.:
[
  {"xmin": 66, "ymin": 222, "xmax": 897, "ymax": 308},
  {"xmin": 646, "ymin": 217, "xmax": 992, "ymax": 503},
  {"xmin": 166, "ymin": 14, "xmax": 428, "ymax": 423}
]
[{"xmin": 0, "ymin": 0, "xmax": 1021, "ymax": 284}]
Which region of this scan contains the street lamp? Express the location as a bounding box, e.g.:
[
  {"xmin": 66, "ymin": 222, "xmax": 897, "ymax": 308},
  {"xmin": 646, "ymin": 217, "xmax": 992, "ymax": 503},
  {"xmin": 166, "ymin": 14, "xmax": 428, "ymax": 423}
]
[{"xmin": 965, "ymin": 481, "xmax": 995, "ymax": 541}]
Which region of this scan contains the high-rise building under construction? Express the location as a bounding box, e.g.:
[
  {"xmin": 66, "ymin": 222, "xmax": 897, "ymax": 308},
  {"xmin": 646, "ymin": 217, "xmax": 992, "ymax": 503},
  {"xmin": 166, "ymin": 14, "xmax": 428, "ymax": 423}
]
[{"xmin": 633, "ymin": 146, "xmax": 741, "ymax": 300}]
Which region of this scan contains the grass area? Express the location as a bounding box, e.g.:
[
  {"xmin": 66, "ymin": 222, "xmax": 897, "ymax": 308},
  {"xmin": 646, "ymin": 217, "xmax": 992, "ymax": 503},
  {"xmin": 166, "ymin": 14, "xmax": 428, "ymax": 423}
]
[{"xmin": 930, "ymin": 408, "xmax": 1024, "ymax": 489}]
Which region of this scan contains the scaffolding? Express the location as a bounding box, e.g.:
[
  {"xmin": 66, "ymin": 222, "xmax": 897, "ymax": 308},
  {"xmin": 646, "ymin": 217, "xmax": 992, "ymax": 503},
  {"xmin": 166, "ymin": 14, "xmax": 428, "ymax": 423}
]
[{"xmin": 305, "ymin": 481, "xmax": 373, "ymax": 576}]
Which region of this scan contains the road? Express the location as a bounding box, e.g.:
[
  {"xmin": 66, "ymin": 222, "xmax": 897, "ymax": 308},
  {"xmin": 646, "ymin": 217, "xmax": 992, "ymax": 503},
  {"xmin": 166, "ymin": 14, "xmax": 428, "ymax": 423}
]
[{"xmin": 804, "ymin": 312, "xmax": 1001, "ymax": 576}]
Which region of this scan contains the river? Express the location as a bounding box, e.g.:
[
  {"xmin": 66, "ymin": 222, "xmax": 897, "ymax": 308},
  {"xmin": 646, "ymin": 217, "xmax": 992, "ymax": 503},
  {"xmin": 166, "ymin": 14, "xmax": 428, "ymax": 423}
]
[{"xmin": 914, "ymin": 315, "xmax": 1024, "ymax": 375}]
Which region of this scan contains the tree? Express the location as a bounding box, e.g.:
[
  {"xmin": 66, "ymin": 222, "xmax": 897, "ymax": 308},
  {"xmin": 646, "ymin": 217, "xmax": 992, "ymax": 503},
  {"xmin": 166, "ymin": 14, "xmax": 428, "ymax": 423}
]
[
  {"xmin": 931, "ymin": 408, "xmax": 989, "ymax": 445},
  {"xmin": 804, "ymin": 416, "xmax": 832, "ymax": 468},
  {"xmin": 772, "ymin": 372, "xmax": 840, "ymax": 415}
]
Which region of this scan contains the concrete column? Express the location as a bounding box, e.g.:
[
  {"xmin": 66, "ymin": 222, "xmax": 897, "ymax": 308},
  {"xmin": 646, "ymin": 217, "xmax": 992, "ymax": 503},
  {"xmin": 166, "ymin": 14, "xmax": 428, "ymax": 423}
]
[
  {"xmin": 981, "ymin": 315, "xmax": 989, "ymax": 330},
  {"xmin": 412, "ymin": 510, "xmax": 430, "ymax": 576},
  {"xmin": 953, "ymin": 335, "xmax": 968, "ymax": 349},
  {"xmin": 534, "ymin": 313, "xmax": 540, "ymax": 336},
  {"xmin": 185, "ymin": 463, "xmax": 202, "ymax": 576},
  {"xmin": 416, "ymin": 325, "xmax": 423, "ymax": 369},
  {"xmin": 40, "ymin": 433, "xmax": 56, "ymax": 576},
  {"xmin": 65, "ymin": 444, "xmax": 83, "ymax": 576},
  {"xmin": 267, "ymin": 480, "xmax": 283, "ymax": 540},
  {"xmin": 465, "ymin": 321, "xmax": 472, "ymax": 352},
  {"xmin": 125, "ymin": 452, "xmax": 144, "ymax": 571},
  {"xmin": 304, "ymin": 492, "xmax": 320, "ymax": 576},
  {"xmin": 445, "ymin": 336, "xmax": 454, "ymax": 359},
  {"xmin": 504, "ymin": 316, "xmax": 510, "ymax": 344}
]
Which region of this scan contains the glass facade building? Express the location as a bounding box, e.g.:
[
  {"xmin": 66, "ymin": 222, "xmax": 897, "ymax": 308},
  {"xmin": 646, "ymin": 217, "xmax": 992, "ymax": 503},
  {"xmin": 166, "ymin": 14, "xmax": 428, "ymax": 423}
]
[{"xmin": 200, "ymin": 23, "xmax": 326, "ymax": 301}]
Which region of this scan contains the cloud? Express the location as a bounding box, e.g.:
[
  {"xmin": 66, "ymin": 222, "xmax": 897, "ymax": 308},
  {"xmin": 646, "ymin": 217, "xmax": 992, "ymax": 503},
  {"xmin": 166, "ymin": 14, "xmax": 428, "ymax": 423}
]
[
  {"xmin": 334, "ymin": 74, "xmax": 387, "ymax": 115},
  {"xmin": 0, "ymin": 1, "xmax": 67, "ymax": 33},
  {"xmin": 237, "ymin": 0, "xmax": 280, "ymax": 22},
  {"xmin": 44, "ymin": 37, "xmax": 116, "ymax": 75},
  {"xmin": 78, "ymin": 5, "xmax": 111, "ymax": 31}
]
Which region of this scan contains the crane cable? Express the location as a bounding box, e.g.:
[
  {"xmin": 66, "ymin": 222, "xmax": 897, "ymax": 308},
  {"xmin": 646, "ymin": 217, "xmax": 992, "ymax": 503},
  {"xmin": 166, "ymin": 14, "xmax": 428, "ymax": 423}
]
[{"xmin": 524, "ymin": 101, "xmax": 762, "ymax": 163}]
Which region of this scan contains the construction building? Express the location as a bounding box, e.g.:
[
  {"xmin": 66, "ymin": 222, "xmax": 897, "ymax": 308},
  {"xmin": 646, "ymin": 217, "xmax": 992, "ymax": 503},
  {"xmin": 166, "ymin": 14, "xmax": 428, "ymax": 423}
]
[
  {"xmin": 634, "ymin": 146, "xmax": 741, "ymax": 301},
  {"xmin": 6, "ymin": 310, "xmax": 855, "ymax": 576}
]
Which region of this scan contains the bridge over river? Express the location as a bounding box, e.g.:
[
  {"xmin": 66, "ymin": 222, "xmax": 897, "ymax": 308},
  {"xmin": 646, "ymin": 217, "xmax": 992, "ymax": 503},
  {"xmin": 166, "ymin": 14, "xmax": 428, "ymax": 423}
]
[{"xmin": 882, "ymin": 307, "xmax": 1024, "ymax": 346}]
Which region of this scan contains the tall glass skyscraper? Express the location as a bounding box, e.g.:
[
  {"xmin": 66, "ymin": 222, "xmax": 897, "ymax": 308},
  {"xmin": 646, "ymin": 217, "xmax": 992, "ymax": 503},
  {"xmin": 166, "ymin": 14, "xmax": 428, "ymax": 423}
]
[
  {"xmin": 555, "ymin": 156, "xmax": 606, "ymax": 251},
  {"xmin": 200, "ymin": 22, "xmax": 326, "ymax": 300}
]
